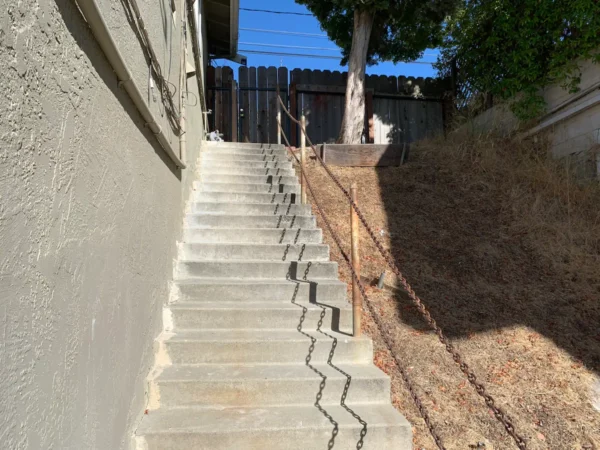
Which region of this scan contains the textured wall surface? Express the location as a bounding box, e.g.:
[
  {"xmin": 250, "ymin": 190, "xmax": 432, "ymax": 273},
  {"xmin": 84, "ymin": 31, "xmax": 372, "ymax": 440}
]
[
  {"xmin": 461, "ymin": 60, "xmax": 600, "ymax": 176},
  {"xmin": 0, "ymin": 0, "xmax": 205, "ymax": 448}
]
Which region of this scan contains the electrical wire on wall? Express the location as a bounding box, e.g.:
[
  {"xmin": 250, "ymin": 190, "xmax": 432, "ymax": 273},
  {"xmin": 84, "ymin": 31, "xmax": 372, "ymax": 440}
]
[{"xmin": 121, "ymin": 0, "xmax": 181, "ymax": 133}]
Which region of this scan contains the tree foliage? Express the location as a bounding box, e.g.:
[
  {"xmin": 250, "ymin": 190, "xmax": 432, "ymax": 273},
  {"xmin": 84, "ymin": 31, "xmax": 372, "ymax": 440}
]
[
  {"xmin": 296, "ymin": 0, "xmax": 457, "ymax": 66},
  {"xmin": 437, "ymin": 0, "xmax": 600, "ymax": 120}
]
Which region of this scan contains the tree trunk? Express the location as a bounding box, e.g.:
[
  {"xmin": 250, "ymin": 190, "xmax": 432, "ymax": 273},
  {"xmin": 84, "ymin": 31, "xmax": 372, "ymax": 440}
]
[{"xmin": 338, "ymin": 9, "xmax": 374, "ymax": 144}]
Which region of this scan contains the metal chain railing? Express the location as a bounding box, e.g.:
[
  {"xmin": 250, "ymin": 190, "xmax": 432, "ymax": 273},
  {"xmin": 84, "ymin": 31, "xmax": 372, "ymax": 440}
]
[
  {"xmin": 277, "ymin": 95, "xmax": 528, "ymax": 450},
  {"xmin": 278, "ymin": 123, "xmax": 448, "ymax": 450}
]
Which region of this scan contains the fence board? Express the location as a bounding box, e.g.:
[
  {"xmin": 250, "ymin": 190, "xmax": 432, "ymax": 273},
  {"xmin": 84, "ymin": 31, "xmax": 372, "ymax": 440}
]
[
  {"xmin": 257, "ymin": 66, "xmax": 268, "ymax": 143},
  {"xmin": 231, "ymin": 80, "xmax": 238, "ymax": 142},
  {"xmin": 278, "ymin": 67, "xmax": 289, "ymax": 140},
  {"xmin": 374, "ymin": 76, "xmax": 390, "ymax": 143},
  {"xmin": 313, "ymin": 70, "xmax": 326, "ymax": 144},
  {"xmin": 299, "ymin": 69, "xmax": 312, "ymax": 143},
  {"xmin": 267, "ymin": 66, "xmax": 278, "ymax": 144},
  {"xmin": 248, "ymin": 67, "xmax": 258, "ymax": 143},
  {"xmin": 222, "ymin": 67, "xmax": 234, "ymax": 141},
  {"xmin": 215, "ymin": 67, "xmax": 224, "ymax": 138},
  {"xmin": 239, "ymin": 66, "xmax": 250, "ymax": 142},
  {"xmin": 330, "ymin": 71, "xmax": 344, "ymax": 143},
  {"xmin": 207, "ymin": 66, "xmax": 216, "ymax": 132},
  {"xmin": 290, "ymin": 68, "xmax": 302, "ymax": 146}
]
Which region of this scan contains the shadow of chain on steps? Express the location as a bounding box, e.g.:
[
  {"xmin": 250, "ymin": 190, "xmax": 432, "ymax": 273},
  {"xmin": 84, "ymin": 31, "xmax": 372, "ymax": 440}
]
[
  {"xmin": 287, "ymin": 258, "xmax": 367, "ymax": 449},
  {"xmin": 317, "ymin": 328, "xmax": 368, "ymax": 449}
]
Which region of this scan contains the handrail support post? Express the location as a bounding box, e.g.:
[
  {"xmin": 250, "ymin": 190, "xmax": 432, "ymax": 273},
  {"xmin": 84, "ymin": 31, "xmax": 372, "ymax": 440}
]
[
  {"xmin": 351, "ymin": 183, "xmax": 362, "ymax": 337},
  {"xmin": 300, "ymin": 115, "xmax": 307, "ymax": 204}
]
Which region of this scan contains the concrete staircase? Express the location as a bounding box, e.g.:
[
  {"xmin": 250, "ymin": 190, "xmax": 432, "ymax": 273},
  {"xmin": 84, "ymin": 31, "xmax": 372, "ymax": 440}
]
[{"xmin": 135, "ymin": 142, "xmax": 412, "ymax": 449}]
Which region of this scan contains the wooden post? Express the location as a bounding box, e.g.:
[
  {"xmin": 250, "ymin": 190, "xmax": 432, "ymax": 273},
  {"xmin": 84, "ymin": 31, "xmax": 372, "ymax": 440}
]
[
  {"xmin": 351, "ymin": 183, "xmax": 361, "ymax": 337},
  {"xmin": 300, "ymin": 115, "xmax": 307, "ymax": 204},
  {"xmin": 276, "ymin": 100, "xmax": 281, "ymax": 145}
]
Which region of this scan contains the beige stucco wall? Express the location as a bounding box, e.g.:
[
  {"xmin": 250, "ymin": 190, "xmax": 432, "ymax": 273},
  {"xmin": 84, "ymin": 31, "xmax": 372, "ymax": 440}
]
[
  {"xmin": 539, "ymin": 60, "xmax": 600, "ymax": 178},
  {"xmin": 0, "ymin": 0, "xmax": 207, "ymax": 448},
  {"xmin": 460, "ymin": 59, "xmax": 600, "ymax": 176}
]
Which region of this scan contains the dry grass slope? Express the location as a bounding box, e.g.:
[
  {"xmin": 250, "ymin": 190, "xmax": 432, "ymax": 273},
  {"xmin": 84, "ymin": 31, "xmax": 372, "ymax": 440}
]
[{"xmin": 301, "ymin": 134, "xmax": 600, "ymax": 449}]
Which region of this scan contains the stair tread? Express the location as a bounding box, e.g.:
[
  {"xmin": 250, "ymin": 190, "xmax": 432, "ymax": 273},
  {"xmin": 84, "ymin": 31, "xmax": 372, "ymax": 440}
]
[
  {"xmin": 170, "ymin": 300, "xmax": 350, "ymax": 310},
  {"xmin": 138, "ymin": 403, "xmax": 408, "ymax": 434},
  {"xmin": 180, "ymin": 243, "xmax": 327, "ymax": 248},
  {"xmin": 197, "ymin": 182, "xmax": 299, "ymax": 186},
  {"xmin": 175, "ymin": 278, "xmax": 345, "ymax": 286},
  {"xmin": 178, "ymin": 259, "xmax": 336, "ymax": 264},
  {"xmin": 195, "ymin": 191, "xmax": 298, "ymax": 196},
  {"xmin": 167, "ymin": 328, "xmax": 364, "ymax": 343},
  {"xmin": 187, "ymin": 213, "xmax": 311, "ymax": 218},
  {"xmin": 184, "ymin": 226, "xmax": 319, "ymax": 230},
  {"xmin": 156, "ymin": 362, "xmax": 387, "ymax": 383}
]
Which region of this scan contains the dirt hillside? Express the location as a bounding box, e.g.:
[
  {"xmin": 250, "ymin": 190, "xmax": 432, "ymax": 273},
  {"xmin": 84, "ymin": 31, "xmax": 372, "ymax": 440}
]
[{"xmin": 301, "ymin": 135, "xmax": 600, "ymax": 449}]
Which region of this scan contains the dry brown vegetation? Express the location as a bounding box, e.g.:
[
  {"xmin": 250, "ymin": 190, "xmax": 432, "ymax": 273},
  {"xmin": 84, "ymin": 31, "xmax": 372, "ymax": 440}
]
[{"xmin": 301, "ymin": 134, "xmax": 600, "ymax": 449}]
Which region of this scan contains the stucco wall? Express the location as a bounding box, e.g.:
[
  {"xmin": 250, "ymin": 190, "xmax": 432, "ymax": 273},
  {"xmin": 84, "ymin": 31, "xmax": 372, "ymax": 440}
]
[
  {"xmin": 460, "ymin": 59, "xmax": 600, "ymax": 177},
  {"xmin": 0, "ymin": 0, "xmax": 206, "ymax": 448},
  {"xmin": 542, "ymin": 63, "xmax": 600, "ymax": 167}
]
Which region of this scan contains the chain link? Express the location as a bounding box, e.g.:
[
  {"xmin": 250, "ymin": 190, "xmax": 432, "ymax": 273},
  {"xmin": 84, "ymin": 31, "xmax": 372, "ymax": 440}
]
[
  {"xmin": 279, "ymin": 122, "xmax": 447, "ymax": 450},
  {"xmin": 277, "ymin": 97, "xmax": 528, "ymax": 450}
]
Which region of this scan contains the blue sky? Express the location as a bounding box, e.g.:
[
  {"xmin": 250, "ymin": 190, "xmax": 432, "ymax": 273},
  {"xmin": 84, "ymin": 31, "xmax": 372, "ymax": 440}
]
[{"xmin": 213, "ymin": 0, "xmax": 439, "ymax": 78}]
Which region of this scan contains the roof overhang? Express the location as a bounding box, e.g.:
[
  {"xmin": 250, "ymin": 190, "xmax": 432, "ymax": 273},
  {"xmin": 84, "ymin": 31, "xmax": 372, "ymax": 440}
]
[{"xmin": 204, "ymin": 0, "xmax": 239, "ymax": 58}]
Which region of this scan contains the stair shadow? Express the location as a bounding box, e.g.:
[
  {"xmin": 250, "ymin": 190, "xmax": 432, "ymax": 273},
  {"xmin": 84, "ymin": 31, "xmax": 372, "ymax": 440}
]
[{"xmin": 287, "ymin": 261, "xmax": 366, "ymax": 449}]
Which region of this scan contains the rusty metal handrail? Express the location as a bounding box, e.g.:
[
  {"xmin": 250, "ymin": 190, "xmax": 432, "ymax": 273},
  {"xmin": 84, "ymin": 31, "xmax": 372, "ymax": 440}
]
[
  {"xmin": 276, "ymin": 119, "xmax": 448, "ymax": 449},
  {"xmin": 276, "ymin": 94, "xmax": 527, "ymax": 450}
]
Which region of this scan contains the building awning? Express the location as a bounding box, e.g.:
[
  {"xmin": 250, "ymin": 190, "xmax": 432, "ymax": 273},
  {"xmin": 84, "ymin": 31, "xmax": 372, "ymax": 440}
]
[{"xmin": 204, "ymin": 0, "xmax": 239, "ymax": 58}]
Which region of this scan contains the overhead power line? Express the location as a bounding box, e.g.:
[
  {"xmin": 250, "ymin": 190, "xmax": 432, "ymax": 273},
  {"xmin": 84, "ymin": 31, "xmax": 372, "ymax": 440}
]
[
  {"xmin": 240, "ymin": 41, "xmax": 340, "ymax": 52},
  {"xmin": 239, "ymin": 49, "xmax": 340, "ymax": 60},
  {"xmin": 240, "ymin": 29, "xmax": 440, "ymax": 57},
  {"xmin": 240, "ymin": 27, "xmax": 329, "ymax": 39},
  {"xmin": 239, "ymin": 49, "xmax": 436, "ymax": 65},
  {"xmin": 240, "ymin": 7, "xmax": 313, "ymax": 16}
]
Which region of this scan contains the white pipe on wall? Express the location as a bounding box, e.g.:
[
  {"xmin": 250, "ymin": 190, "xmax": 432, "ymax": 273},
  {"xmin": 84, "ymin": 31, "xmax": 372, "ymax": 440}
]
[{"xmin": 75, "ymin": 0, "xmax": 186, "ymax": 169}]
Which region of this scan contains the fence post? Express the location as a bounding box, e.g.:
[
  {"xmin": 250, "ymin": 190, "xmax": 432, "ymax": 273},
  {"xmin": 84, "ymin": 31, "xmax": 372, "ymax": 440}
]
[
  {"xmin": 231, "ymin": 80, "xmax": 238, "ymax": 142},
  {"xmin": 276, "ymin": 100, "xmax": 281, "ymax": 145},
  {"xmin": 350, "ymin": 183, "xmax": 362, "ymax": 337},
  {"xmin": 300, "ymin": 115, "xmax": 307, "ymax": 204}
]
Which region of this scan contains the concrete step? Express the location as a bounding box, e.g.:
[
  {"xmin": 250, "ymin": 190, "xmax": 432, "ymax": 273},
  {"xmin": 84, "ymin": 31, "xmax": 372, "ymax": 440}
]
[
  {"xmin": 169, "ymin": 301, "xmax": 351, "ymax": 330},
  {"xmin": 195, "ymin": 182, "xmax": 300, "ymax": 194},
  {"xmin": 201, "ymin": 145, "xmax": 288, "ymax": 155},
  {"xmin": 192, "ymin": 202, "xmax": 311, "ymax": 216},
  {"xmin": 178, "ymin": 243, "xmax": 329, "ymax": 261},
  {"xmin": 204, "ymin": 142, "xmax": 286, "ymax": 151},
  {"xmin": 200, "ymin": 173, "xmax": 298, "ymax": 185},
  {"xmin": 163, "ymin": 329, "xmax": 372, "ymax": 364},
  {"xmin": 152, "ymin": 363, "xmax": 391, "ymax": 407},
  {"xmin": 176, "ymin": 260, "xmax": 338, "ymax": 281},
  {"xmin": 201, "ymin": 160, "xmax": 293, "ymax": 170},
  {"xmin": 185, "ymin": 213, "xmax": 315, "ymax": 229},
  {"xmin": 194, "ymin": 191, "xmax": 299, "ymax": 204},
  {"xmin": 200, "ymin": 149, "xmax": 292, "ymax": 159},
  {"xmin": 173, "ymin": 279, "xmax": 347, "ymax": 303},
  {"xmin": 183, "ymin": 227, "xmax": 322, "ymax": 244},
  {"xmin": 201, "ymin": 153, "xmax": 290, "ymax": 163},
  {"xmin": 198, "ymin": 166, "xmax": 296, "ymax": 177},
  {"xmin": 137, "ymin": 403, "xmax": 412, "ymax": 450}
]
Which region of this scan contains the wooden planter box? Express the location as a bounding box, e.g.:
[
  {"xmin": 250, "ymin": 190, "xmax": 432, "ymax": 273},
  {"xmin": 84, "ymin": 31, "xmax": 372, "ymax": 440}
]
[{"xmin": 321, "ymin": 144, "xmax": 410, "ymax": 167}]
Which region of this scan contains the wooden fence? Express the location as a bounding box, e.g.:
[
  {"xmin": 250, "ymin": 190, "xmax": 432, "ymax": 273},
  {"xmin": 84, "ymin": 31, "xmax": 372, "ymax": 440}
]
[{"xmin": 207, "ymin": 66, "xmax": 450, "ymax": 145}]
